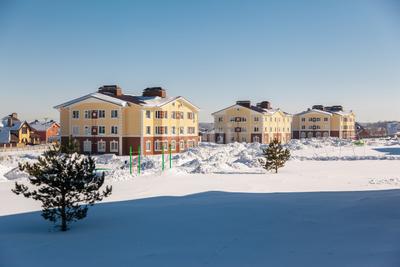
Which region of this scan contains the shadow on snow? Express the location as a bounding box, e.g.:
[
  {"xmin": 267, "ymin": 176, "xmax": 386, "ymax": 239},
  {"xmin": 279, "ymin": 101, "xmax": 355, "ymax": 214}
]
[{"xmin": 1, "ymin": 190, "xmax": 400, "ymax": 267}]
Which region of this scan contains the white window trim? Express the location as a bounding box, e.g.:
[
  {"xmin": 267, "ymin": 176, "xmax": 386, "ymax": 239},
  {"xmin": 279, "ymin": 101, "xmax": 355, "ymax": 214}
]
[
  {"xmin": 83, "ymin": 140, "xmax": 92, "ymax": 152},
  {"xmin": 72, "ymin": 126, "xmax": 80, "ymax": 135},
  {"xmin": 110, "ymin": 141, "xmax": 119, "ymax": 153},
  {"xmin": 97, "ymin": 140, "xmax": 106, "ymax": 152},
  {"xmin": 145, "ymin": 141, "xmax": 152, "ymax": 152},
  {"xmin": 72, "ymin": 110, "xmax": 80, "ymax": 119},
  {"xmin": 171, "ymin": 140, "xmax": 176, "ymax": 151},
  {"xmin": 98, "ymin": 126, "xmax": 106, "ymax": 135}
]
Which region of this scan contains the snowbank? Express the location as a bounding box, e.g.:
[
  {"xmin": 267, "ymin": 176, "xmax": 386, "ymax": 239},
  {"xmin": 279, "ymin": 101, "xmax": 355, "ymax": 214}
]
[{"xmin": 1, "ymin": 137, "xmax": 400, "ymax": 181}]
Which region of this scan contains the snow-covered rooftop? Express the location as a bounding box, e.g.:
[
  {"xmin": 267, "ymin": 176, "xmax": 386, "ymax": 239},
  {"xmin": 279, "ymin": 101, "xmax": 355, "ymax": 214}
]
[
  {"xmin": 54, "ymin": 91, "xmax": 199, "ymax": 110},
  {"xmin": 29, "ymin": 120, "xmax": 59, "ymax": 132}
]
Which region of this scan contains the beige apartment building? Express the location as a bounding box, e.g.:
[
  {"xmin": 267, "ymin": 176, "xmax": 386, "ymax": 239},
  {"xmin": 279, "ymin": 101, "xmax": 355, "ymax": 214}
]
[
  {"xmin": 54, "ymin": 86, "xmax": 199, "ymax": 155},
  {"xmin": 212, "ymin": 101, "xmax": 292, "ymax": 144},
  {"xmin": 292, "ymin": 105, "xmax": 356, "ymax": 139}
]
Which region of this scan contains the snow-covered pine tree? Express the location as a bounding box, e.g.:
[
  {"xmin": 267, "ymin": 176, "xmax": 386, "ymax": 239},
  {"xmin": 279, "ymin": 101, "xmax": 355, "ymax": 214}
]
[
  {"xmin": 261, "ymin": 139, "xmax": 290, "ymax": 173},
  {"xmin": 12, "ymin": 146, "xmax": 112, "ymax": 231}
]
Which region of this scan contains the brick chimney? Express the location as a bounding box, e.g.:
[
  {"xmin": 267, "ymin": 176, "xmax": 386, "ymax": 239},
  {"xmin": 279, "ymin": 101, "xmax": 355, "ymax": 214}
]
[
  {"xmin": 236, "ymin": 100, "xmax": 251, "ymax": 108},
  {"xmin": 143, "ymin": 87, "xmax": 166, "ymax": 98},
  {"xmin": 98, "ymin": 85, "xmax": 122, "ymax": 96},
  {"xmin": 257, "ymin": 101, "xmax": 272, "ymax": 109}
]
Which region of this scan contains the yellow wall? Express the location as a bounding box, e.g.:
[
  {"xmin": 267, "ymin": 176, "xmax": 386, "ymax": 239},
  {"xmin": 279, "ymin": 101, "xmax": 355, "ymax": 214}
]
[
  {"xmin": 142, "ymin": 99, "xmax": 199, "ymax": 136},
  {"xmin": 18, "ymin": 123, "xmax": 31, "ymax": 143},
  {"xmin": 213, "ymin": 105, "xmax": 292, "ymax": 143},
  {"xmin": 59, "ymin": 97, "xmax": 199, "ymax": 138}
]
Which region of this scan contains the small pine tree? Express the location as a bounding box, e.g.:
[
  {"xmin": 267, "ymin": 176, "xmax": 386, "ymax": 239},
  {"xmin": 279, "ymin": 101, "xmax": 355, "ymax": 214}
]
[
  {"xmin": 61, "ymin": 135, "xmax": 80, "ymax": 154},
  {"xmin": 261, "ymin": 139, "xmax": 291, "ymax": 173},
  {"xmin": 12, "ymin": 146, "xmax": 112, "ymax": 231}
]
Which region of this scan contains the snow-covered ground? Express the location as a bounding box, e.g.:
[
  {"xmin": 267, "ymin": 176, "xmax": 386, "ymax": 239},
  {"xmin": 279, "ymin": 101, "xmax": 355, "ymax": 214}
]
[
  {"xmin": 1, "ymin": 138, "xmax": 400, "ymax": 266},
  {"xmin": 1, "ymin": 138, "xmax": 399, "ymax": 181}
]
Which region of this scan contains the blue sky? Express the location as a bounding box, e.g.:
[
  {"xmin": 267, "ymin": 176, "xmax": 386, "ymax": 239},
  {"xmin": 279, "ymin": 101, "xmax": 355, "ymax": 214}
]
[{"xmin": 1, "ymin": 0, "xmax": 399, "ymax": 122}]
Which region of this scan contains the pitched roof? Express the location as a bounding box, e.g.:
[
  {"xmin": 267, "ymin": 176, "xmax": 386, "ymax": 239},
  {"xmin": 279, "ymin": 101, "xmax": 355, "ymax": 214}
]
[
  {"xmin": 0, "ymin": 120, "xmax": 25, "ymax": 144},
  {"xmin": 212, "ymin": 104, "xmax": 290, "ymax": 116},
  {"xmin": 29, "ymin": 120, "xmax": 60, "ymax": 132},
  {"xmin": 54, "ymin": 91, "xmax": 199, "ymax": 110},
  {"xmin": 295, "ymin": 109, "xmax": 333, "ymax": 116}
]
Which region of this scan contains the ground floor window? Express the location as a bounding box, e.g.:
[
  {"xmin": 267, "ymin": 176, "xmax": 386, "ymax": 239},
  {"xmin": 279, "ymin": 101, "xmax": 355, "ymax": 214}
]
[
  {"xmin": 307, "ymin": 132, "xmax": 313, "ymax": 138},
  {"xmin": 253, "ymin": 136, "xmax": 260, "ymax": 143},
  {"xmin": 155, "ymin": 140, "xmax": 168, "ymax": 151},
  {"xmin": 145, "ymin": 141, "xmax": 151, "ymax": 152},
  {"xmin": 323, "ymin": 132, "xmax": 329, "ymax": 138},
  {"xmin": 97, "ymin": 140, "xmax": 106, "ymax": 152},
  {"xmin": 217, "ymin": 135, "xmax": 224, "ymax": 144},
  {"xmin": 187, "ymin": 140, "xmax": 195, "ymax": 148},
  {"xmin": 83, "ymin": 140, "xmax": 92, "ymax": 153},
  {"xmin": 110, "ymin": 141, "xmax": 119, "ymax": 153},
  {"xmin": 300, "ymin": 132, "xmax": 306, "ymax": 138},
  {"xmin": 179, "ymin": 140, "xmax": 185, "ymax": 151},
  {"xmin": 316, "ymin": 132, "xmax": 321, "ymax": 138},
  {"xmin": 171, "ymin": 140, "xmax": 176, "ymax": 151}
]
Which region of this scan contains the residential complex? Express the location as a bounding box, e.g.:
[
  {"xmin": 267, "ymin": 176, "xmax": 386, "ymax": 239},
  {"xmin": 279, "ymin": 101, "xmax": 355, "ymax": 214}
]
[
  {"xmin": 292, "ymin": 105, "xmax": 356, "ymax": 139},
  {"xmin": 0, "ymin": 113, "xmax": 40, "ymax": 147},
  {"xmin": 212, "ymin": 101, "xmax": 292, "ymax": 144},
  {"xmin": 54, "ymin": 85, "xmax": 199, "ymax": 156}
]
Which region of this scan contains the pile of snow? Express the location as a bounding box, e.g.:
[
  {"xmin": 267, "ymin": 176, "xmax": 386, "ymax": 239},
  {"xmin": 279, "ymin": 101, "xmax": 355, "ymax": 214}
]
[
  {"xmin": 1, "ymin": 137, "xmax": 400, "ymax": 182},
  {"xmin": 93, "ymin": 142, "xmax": 267, "ymax": 181}
]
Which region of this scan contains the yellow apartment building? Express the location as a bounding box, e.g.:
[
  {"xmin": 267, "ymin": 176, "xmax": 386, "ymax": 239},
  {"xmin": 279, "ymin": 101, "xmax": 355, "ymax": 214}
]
[
  {"xmin": 212, "ymin": 101, "xmax": 292, "ymax": 144},
  {"xmin": 292, "ymin": 105, "xmax": 356, "ymax": 139},
  {"xmin": 54, "ymin": 85, "xmax": 199, "ymax": 156}
]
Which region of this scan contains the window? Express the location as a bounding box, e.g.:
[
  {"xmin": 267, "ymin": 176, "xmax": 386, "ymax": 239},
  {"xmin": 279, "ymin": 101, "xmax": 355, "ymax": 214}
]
[
  {"xmin": 218, "ymin": 117, "xmax": 223, "ymax": 122},
  {"xmin": 111, "ymin": 110, "xmax": 118, "ymax": 118},
  {"xmin": 172, "ymin": 126, "xmax": 176, "ymax": 135},
  {"xmin": 179, "ymin": 140, "xmax": 185, "ymax": 150},
  {"xmin": 253, "ymin": 136, "xmax": 260, "ymax": 143},
  {"xmin": 254, "ymin": 127, "xmax": 259, "ymax": 132},
  {"xmin": 146, "ymin": 110, "xmax": 151, "ymax": 119},
  {"xmin": 155, "ymin": 111, "xmax": 168, "ymax": 119},
  {"xmin": 21, "ymin": 126, "xmax": 27, "ymax": 134},
  {"xmin": 84, "ymin": 110, "xmax": 92, "ymax": 119},
  {"xmin": 187, "ymin": 112, "xmax": 194, "ymax": 120},
  {"xmin": 324, "ymin": 118, "xmax": 328, "ymax": 121},
  {"xmin": 155, "ymin": 126, "xmax": 168, "ymax": 135},
  {"xmin": 179, "ymin": 127, "xmax": 184, "ymax": 134},
  {"xmin": 97, "ymin": 140, "xmax": 106, "ymax": 152},
  {"xmin": 177, "ymin": 112, "xmax": 184, "ymax": 119},
  {"xmin": 187, "ymin": 140, "xmax": 195, "ymax": 148},
  {"xmin": 72, "ymin": 110, "xmax": 79, "ymax": 119},
  {"xmin": 98, "ymin": 126, "xmax": 105, "ymax": 135},
  {"xmin": 111, "ymin": 126, "xmax": 118, "ymax": 135},
  {"xmin": 83, "ymin": 140, "xmax": 92, "ymax": 152},
  {"xmin": 254, "ymin": 117, "xmax": 259, "ymax": 122},
  {"xmin": 146, "ymin": 126, "xmax": 151, "ymax": 135},
  {"xmin": 84, "ymin": 126, "xmax": 91, "ymax": 135},
  {"xmin": 171, "ymin": 140, "xmax": 176, "ymax": 151},
  {"xmin": 187, "ymin": 127, "xmax": 195, "ymax": 134},
  {"xmin": 155, "ymin": 140, "xmax": 168, "ymax": 151},
  {"xmin": 110, "ymin": 141, "xmax": 119, "ymax": 153},
  {"xmin": 172, "ymin": 111, "xmax": 176, "ymax": 119},
  {"xmin": 72, "ymin": 126, "xmax": 79, "ymax": 135},
  {"xmin": 145, "ymin": 141, "xmax": 151, "ymax": 152},
  {"xmin": 98, "ymin": 110, "xmax": 106, "ymax": 118}
]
